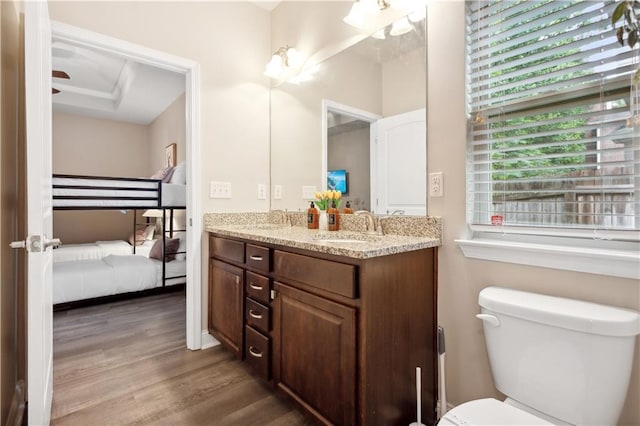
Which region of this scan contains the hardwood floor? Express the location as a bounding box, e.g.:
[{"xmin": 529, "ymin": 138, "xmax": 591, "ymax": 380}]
[{"xmin": 51, "ymin": 292, "xmax": 310, "ymax": 425}]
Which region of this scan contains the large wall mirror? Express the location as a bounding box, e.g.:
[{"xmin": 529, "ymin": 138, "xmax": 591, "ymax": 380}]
[{"xmin": 270, "ymin": 13, "xmax": 426, "ymax": 215}]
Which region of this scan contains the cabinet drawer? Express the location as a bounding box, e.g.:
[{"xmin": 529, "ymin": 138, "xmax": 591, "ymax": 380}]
[
  {"xmin": 210, "ymin": 235, "xmax": 244, "ymax": 264},
  {"xmin": 274, "ymin": 250, "xmax": 357, "ymax": 299},
  {"xmin": 246, "ymin": 271, "xmax": 270, "ymax": 304},
  {"xmin": 246, "ymin": 244, "xmax": 270, "ymax": 273},
  {"xmin": 245, "ymin": 297, "xmax": 270, "ymax": 334},
  {"xmin": 245, "ymin": 325, "xmax": 270, "ymax": 380}
]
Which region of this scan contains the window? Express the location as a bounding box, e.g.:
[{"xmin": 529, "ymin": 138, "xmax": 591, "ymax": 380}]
[{"xmin": 461, "ymin": 0, "xmax": 639, "ymax": 278}]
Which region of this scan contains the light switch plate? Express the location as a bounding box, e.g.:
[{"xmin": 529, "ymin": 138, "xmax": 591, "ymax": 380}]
[
  {"xmin": 257, "ymin": 183, "xmax": 267, "ymax": 200},
  {"xmin": 210, "ymin": 181, "xmax": 232, "ymax": 199},
  {"xmin": 274, "ymin": 184, "xmax": 283, "ymax": 200},
  {"xmin": 302, "ymin": 185, "xmax": 317, "ymax": 199}
]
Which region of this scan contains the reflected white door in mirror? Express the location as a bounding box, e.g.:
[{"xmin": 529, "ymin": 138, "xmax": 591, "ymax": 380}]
[{"xmin": 323, "ymin": 100, "xmax": 426, "ymax": 215}]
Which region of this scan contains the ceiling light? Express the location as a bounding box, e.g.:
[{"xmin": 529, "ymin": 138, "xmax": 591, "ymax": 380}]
[
  {"xmin": 389, "ymin": 16, "xmax": 413, "ymax": 36},
  {"xmin": 264, "ymin": 45, "xmax": 304, "ymax": 79}
]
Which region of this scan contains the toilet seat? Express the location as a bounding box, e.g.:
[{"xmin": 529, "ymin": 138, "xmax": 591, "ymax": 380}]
[{"xmin": 438, "ymin": 398, "xmax": 555, "ymax": 425}]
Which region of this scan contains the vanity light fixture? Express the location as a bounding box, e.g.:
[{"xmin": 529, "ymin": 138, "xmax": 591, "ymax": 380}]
[
  {"xmin": 264, "ymin": 45, "xmax": 303, "ymax": 79},
  {"xmin": 343, "ymin": 0, "xmax": 426, "ymax": 32}
]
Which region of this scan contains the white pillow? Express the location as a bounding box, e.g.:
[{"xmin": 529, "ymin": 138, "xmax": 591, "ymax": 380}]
[{"xmin": 170, "ymin": 161, "xmax": 186, "ymax": 185}]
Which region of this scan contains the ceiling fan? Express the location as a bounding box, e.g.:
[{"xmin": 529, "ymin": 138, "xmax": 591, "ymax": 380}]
[{"xmin": 52, "ymin": 70, "xmax": 70, "ymax": 94}]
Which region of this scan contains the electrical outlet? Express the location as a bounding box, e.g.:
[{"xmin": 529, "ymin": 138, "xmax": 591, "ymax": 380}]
[
  {"xmin": 429, "ymin": 172, "xmax": 443, "ymax": 197},
  {"xmin": 302, "ymin": 185, "xmax": 317, "ymax": 199},
  {"xmin": 274, "ymin": 184, "xmax": 283, "ymax": 200},
  {"xmin": 257, "ymin": 183, "xmax": 267, "ymax": 200}
]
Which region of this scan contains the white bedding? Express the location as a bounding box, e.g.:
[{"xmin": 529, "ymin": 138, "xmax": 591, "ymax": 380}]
[
  {"xmin": 53, "ymin": 240, "xmax": 134, "ymax": 263},
  {"xmin": 53, "ymin": 255, "xmax": 186, "ymax": 304}
]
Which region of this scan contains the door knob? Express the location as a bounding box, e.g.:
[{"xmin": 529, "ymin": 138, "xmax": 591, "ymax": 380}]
[{"xmin": 10, "ymin": 235, "xmax": 61, "ymax": 252}]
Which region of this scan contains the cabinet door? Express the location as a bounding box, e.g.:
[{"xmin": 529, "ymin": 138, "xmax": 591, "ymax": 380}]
[
  {"xmin": 208, "ymin": 259, "xmax": 244, "ymax": 358},
  {"xmin": 273, "ymin": 282, "xmax": 356, "ymax": 425}
]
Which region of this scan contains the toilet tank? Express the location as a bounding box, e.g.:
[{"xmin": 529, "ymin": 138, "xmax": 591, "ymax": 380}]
[{"xmin": 478, "ymin": 286, "xmax": 640, "ymax": 426}]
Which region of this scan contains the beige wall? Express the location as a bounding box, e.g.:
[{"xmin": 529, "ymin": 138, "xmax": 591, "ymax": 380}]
[
  {"xmin": 52, "ymin": 111, "xmax": 150, "ymax": 244},
  {"xmin": 148, "ymin": 93, "xmax": 185, "ymax": 174},
  {"xmin": 382, "ymin": 47, "xmax": 425, "ymax": 117},
  {"xmin": 427, "ymin": 2, "xmax": 639, "ymax": 424}
]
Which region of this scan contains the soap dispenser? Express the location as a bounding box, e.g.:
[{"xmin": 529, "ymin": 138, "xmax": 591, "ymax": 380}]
[
  {"xmin": 307, "ymin": 201, "xmax": 319, "ymax": 229},
  {"xmin": 327, "ymin": 201, "xmax": 340, "ymax": 231},
  {"xmin": 343, "ymin": 201, "xmax": 354, "ymax": 214}
]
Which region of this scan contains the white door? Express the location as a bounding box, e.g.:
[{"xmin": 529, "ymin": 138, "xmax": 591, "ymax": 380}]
[
  {"xmin": 373, "ymin": 108, "xmax": 426, "ymax": 215},
  {"xmin": 24, "ymin": 1, "xmax": 54, "ymax": 424}
]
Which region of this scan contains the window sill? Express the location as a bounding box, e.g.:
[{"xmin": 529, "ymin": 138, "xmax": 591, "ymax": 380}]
[{"xmin": 456, "ymin": 237, "xmax": 640, "ymax": 280}]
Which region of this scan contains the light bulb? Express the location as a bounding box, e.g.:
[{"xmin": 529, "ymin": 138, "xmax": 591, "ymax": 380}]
[
  {"xmin": 286, "ymin": 47, "xmax": 303, "ymax": 69},
  {"xmin": 408, "ymin": 4, "xmax": 426, "ymax": 22},
  {"xmin": 264, "ymin": 54, "xmax": 283, "ymax": 78}
]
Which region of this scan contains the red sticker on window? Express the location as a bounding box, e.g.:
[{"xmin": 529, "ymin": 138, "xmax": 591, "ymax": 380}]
[{"xmin": 491, "ymin": 215, "xmax": 504, "ymax": 226}]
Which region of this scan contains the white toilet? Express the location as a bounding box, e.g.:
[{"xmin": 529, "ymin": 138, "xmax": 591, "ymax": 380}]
[{"xmin": 439, "ymin": 286, "xmax": 640, "ymax": 426}]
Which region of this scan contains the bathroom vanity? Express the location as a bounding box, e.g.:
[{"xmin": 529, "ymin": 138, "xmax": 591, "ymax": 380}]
[{"xmin": 206, "ymin": 219, "xmax": 440, "ymax": 425}]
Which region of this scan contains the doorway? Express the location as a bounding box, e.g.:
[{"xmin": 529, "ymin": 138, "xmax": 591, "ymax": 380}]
[{"xmin": 50, "ymin": 21, "xmax": 202, "ymax": 349}]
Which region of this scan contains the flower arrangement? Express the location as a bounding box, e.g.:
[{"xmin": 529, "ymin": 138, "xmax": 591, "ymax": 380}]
[{"xmin": 314, "ymin": 190, "xmax": 342, "ymax": 211}]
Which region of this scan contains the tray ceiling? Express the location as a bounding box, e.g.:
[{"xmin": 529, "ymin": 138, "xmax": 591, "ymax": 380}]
[{"xmin": 52, "ymin": 39, "xmax": 185, "ymax": 125}]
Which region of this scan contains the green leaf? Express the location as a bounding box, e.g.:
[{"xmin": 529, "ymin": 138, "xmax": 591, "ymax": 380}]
[
  {"xmin": 613, "ymin": 2, "xmax": 627, "ymax": 25},
  {"xmin": 630, "ymin": 28, "xmax": 637, "ymax": 47},
  {"xmin": 634, "ymin": 68, "xmax": 640, "ymax": 85}
]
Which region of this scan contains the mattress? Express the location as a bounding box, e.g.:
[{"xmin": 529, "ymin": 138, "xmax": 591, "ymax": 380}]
[{"xmin": 53, "ymin": 255, "xmax": 186, "ymax": 304}]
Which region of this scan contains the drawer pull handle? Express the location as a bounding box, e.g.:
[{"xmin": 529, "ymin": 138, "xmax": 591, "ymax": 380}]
[
  {"xmin": 249, "ymin": 309, "xmax": 263, "ymax": 319},
  {"xmin": 249, "ymin": 255, "xmax": 263, "ymax": 261},
  {"xmin": 249, "ymin": 346, "xmax": 263, "ymax": 358},
  {"xmin": 249, "ymin": 283, "xmax": 263, "ymax": 291}
]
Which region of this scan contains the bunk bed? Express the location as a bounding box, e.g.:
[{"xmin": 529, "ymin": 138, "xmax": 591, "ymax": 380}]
[{"xmin": 51, "ymin": 171, "xmax": 187, "ymax": 307}]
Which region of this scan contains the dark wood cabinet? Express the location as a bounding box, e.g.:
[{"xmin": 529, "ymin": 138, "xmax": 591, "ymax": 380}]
[
  {"xmin": 208, "ymin": 232, "xmax": 438, "ymax": 426},
  {"xmin": 208, "ymin": 259, "xmax": 244, "ymax": 358},
  {"xmin": 273, "ymin": 281, "xmax": 356, "ymax": 425}
]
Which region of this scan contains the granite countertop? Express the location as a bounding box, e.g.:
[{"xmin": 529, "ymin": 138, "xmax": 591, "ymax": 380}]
[{"xmin": 204, "ymin": 213, "xmax": 442, "ymax": 259}]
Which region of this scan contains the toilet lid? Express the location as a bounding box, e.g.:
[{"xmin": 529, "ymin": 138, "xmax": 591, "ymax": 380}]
[{"xmin": 438, "ymin": 398, "xmax": 555, "ymax": 425}]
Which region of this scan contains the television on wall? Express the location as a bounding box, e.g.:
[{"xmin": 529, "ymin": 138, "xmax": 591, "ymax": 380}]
[{"xmin": 327, "ymin": 169, "xmax": 348, "ymax": 194}]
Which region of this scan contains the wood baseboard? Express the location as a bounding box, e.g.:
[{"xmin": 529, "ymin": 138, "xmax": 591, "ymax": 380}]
[{"xmin": 6, "ymin": 380, "xmax": 25, "ymax": 426}]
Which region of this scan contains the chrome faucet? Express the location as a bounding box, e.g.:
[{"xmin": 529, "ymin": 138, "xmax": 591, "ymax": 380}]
[{"xmin": 355, "ymin": 210, "xmax": 376, "ymax": 233}]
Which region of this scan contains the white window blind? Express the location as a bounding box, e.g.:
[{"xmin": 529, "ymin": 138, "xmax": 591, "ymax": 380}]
[{"xmin": 466, "ymin": 0, "xmax": 640, "ymax": 234}]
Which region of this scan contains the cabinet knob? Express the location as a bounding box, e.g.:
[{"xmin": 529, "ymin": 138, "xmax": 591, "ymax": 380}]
[{"xmin": 248, "ymin": 346, "xmax": 263, "ymax": 358}]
